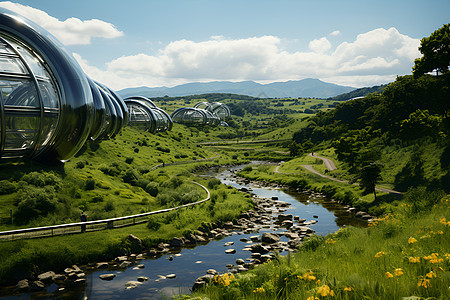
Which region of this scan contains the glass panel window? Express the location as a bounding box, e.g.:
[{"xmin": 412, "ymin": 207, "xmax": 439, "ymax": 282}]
[
  {"xmin": 0, "ymin": 40, "xmax": 15, "ymax": 55},
  {"xmin": 6, "ymin": 39, "xmax": 48, "ymax": 78},
  {"xmin": 38, "ymin": 79, "xmax": 59, "ymax": 108},
  {"xmin": 3, "ymin": 115, "xmax": 39, "ymax": 150},
  {"xmin": 0, "ymin": 56, "xmax": 28, "ymax": 74},
  {"xmin": 1, "ymin": 80, "xmax": 39, "ymax": 107}
]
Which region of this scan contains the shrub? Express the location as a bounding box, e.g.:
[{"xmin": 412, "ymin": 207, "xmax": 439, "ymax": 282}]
[
  {"xmin": 145, "ymin": 182, "xmax": 159, "ymax": 197},
  {"xmin": 0, "ymin": 180, "xmax": 16, "ymax": 195},
  {"xmin": 75, "ymin": 161, "xmax": 85, "ymax": 169},
  {"xmin": 405, "ymin": 186, "xmax": 445, "ymax": 214},
  {"xmin": 104, "ymin": 200, "xmax": 115, "ymax": 212},
  {"xmin": 85, "ymin": 178, "xmax": 96, "ymax": 190},
  {"xmin": 207, "ymin": 178, "xmax": 221, "ymax": 189},
  {"xmin": 125, "ymin": 157, "xmax": 134, "ymax": 164},
  {"xmin": 242, "ymin": 166, "xmax": 253, "ymax": 172},
  {"xmin": 14, "ymin": 187, "xmax": 58, "ymax": 224}
]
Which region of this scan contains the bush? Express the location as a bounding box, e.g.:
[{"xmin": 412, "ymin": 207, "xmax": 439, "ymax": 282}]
[
  {"xmin": 0, "ymin": 180, "xmax": 16, "ymax": 195},
  {"xmin": 145, "ymin": 182, "xmax": 159, "ymax": 197},
  {"xmin": 207, "ymin": 178, "xmax": 221, "ymax": 189},
  {"xmin": 242, "ymin": 166, "xmax": 253, "ymax": 172},
  {"xmin": 405, "ymin": 186, "xmax": 445, "ymax": 214},
  {"xmin": 14, "ymin": 187, "xmax": 58, "ymax": 224},
  {"xmin": 75, "ymin": 161, "xmax": 85, "ymax": 169},
  {"xmin": 104, "ymin": 200, "xmax": 115, "ymax": 212},
  {"xmin": 85, "ymin": 178, "xmax": 96, "ymax": 190},
  {"xmin": 125, "ymin": 157, "xmax": 134, "ymax": 164}
]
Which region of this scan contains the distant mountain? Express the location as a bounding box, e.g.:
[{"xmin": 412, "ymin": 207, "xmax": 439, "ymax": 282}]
[{"xmin": 117, "ymin": 79, "xmax": 355, "ymax": 99}]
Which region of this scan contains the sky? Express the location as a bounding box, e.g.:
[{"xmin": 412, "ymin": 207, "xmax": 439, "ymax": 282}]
[{"xmin": 0, "ymin": 0, "xmax": 448, "ymax": 90}]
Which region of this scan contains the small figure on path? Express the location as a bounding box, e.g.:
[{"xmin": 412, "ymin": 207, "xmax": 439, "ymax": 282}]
[{"xmin": 80, "ymin": 211, "xmax": 88, "ymax": 232}]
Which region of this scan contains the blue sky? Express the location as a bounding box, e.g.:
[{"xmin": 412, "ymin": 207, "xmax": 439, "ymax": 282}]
[{"xmin": 1, "ymin": 0, "xmax": 448, "ymax": 90}]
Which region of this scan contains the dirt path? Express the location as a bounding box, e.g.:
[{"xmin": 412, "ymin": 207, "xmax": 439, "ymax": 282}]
[
  {"xmin": 273, "ymin": 154, "xmax": 402, "ymax": 195},
  {"xmin": 309, "ymin": 153, "xmax": 337, "ymax": 171}
]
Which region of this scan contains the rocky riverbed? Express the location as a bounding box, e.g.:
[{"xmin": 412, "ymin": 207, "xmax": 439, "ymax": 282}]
[{"xmin": 3, "ymin": 167, "xmax": 373, "ymax": 299}]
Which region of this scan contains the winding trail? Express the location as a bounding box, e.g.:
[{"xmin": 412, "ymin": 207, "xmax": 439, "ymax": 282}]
[{"xmin": 274, "ymin": 153, "xmax": 402, "ymax": 195}]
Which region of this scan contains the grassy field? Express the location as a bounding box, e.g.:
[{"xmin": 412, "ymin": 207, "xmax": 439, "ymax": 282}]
[{"xmin": 188, "ymin": 192, "xmax": 449, "ymax": 299}]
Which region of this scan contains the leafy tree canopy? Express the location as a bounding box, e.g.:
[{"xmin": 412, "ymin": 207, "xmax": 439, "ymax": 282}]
[{"xmin": 413, "ymin": 23, "xmax": 450, "ymax": 77}]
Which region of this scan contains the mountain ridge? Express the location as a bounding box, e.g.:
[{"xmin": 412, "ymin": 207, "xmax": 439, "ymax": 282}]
[{"xmin": 117, "ymin": 78, "xmax": 356, "ymax": 99}]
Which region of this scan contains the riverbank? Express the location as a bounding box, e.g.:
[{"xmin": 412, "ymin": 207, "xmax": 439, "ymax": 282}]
[
  {"xmin": 0, "ymin": 164, "xmax": 367, "ymax": 298},
  {"xmin": 189, "ymin": 190, "xmax": 450, "ymax": 299}
]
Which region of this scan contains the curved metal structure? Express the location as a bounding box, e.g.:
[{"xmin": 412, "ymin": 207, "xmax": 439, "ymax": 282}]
[
  {"xmin": 0, "ymin": 8, "xmax": 127, "ymax": 162},
  {"xmin": 170, "ymin": 107, "xmax": 221, "ymax": 127},
  {"xmin": 124, "ymin": 96, "xmax": 172, "ymax": 133},
  {"xmin": 193, "ymin": 101, "xmax": 231, "ymax": 120}
]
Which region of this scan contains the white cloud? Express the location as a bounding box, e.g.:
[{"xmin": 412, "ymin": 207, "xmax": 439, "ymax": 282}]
[
  {"xmin": 329, "ymin": 30, "xmax": 341, "ymax": 37},
  {"xmin": 0, "ymin": 1, "xmax": 123, "ymax": 45},
  {"xmin": 75, "ymin": 27, "xmax": 420, "ymax": 90},
  {"xmin": 309, "ymin": 37, "xmax": 332, "ymax": 53}
]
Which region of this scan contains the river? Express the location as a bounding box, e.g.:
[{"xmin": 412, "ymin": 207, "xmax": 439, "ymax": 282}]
[{"xmin": 2, "ymin": 165, "xmax": 366, "ymax": 299}]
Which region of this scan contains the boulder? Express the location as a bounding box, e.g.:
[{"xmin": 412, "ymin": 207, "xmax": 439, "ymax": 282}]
[
  {"xmin": 261, "ymin": 232, "xmax": 280, "ymax": 244},
  {"xmin": 96, "ymin": 262, "xmax": 109, "ymax": 269},
  {"xmin": 30, "ymin": 281, "xmax": 45, "ymax": 291},
  {"xmin": 119, "ymin": 261, "xmax": 132, "ymax": 268},
  {"xmin": 277, "ymin": 214, "xmax": 293, "ymax": 222},
  {"xmin": 235, "ymin": 259, "xmax": 245, "ymax": 265},
  {"xmin": 126, "ymin": 234, "xmax": 144, "ymax": 253},
  {"xmin": 99, "ymin": 274, "xmax": 116, "ymax": 281},
  {"xmin": 137, "ymin": 276, "xmax": 148, "ymax": 282},
  {"xmin": 16, "ymin": 279, "xmax": 29, "ymax": 291},
  {"xmin": 206, "ymin": 269, "xmax": 218, "ymax": 275},
  {"xmin": 170, "ymin": 237, "xmax": 185, "ymax": 248},
  {"xmin": 225, "ymin": 249, "xmax": 236, "ymax": 254},
  {"xmin": 250, "ymin": 244, "xmax": 270, "ymax": 254},
  {"xmin": 166, "ymin": 274, "xmax": 176, "ymax": 279},
  {"xmin": 37, "ymin": 271, "xmax": 55, "ymax": 283},
  {"xmin": 125, "ymin": 281, "xmax": 142, "ymax": 289}
]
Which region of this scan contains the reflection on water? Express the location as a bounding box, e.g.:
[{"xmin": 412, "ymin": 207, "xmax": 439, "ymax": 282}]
[{"xmin": 2, "ymin": 164, "xmax": 366, "ymax": 299}]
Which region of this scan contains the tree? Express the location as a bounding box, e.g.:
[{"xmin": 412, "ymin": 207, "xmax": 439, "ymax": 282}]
[
  {"xmin": 288, "ymin": 141, "xmax": 303, "ymax": 157},
  {"xmin": 358, "ymin": 162, "xmax": 382, "ymax": 201},
  {"xmin": 413, "ymin": 23, "xmax": 450, "ymax": 78}
]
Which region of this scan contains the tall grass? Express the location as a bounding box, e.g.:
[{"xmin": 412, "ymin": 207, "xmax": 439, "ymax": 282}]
[{"xmin": 189, "ymin": 193, "xmax": 449, "ymax": 299}]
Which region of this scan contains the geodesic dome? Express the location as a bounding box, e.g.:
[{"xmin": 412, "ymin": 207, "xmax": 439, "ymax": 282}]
[{"xmin": 0, "ymin": 8, "xmax": 127, "ymax": 162}]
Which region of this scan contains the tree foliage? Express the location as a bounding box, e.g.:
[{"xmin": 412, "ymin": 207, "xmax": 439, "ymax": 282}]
[{"xmin": 413, "ymin": 23, "xmax": 450, "ymax": 77}]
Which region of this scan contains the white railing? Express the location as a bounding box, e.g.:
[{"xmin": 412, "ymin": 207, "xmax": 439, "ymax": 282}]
[{"xmin": 0, "ymin": 182, "xmax": 210, "ymax": 241}]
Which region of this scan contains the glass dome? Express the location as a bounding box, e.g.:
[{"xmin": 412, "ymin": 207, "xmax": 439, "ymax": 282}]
[
  {"xmin": 0, "ymin": 8, "xmax": 127, "ymax": 162},
  {"xmin": 171, "ymin": 107, "xmax": 221, "ymax": 127},
  {"xmin": 193, "ymin": 101, "xmax": 231, "ymax": 120},
  {"xmin": 124, "ymin": 96, "xmax": 172, "ymax": 133}
]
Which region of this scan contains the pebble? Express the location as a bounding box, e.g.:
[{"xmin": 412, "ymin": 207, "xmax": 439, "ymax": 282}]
[{"xmin": 166, "ymin": 274, "xmax": 176, "ymax": 279}]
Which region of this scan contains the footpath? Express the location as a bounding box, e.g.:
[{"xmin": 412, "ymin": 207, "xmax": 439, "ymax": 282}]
[{"xmin": 274, "ymin": 153, "xmax": 402, "ymax": 195}]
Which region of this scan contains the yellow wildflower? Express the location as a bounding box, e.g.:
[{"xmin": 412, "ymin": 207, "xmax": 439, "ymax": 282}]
[
  {"xmin": 418, "ymin": 278, "xmax": 431, "ymax": 288},
  {"xmin": 316, "ymin": 279, "xmax": 321, "ymax": 285},
  {"xmin": 437, "ymin": 230, "xmax": 443, "ymax": 234},
  {"xmin": 374, "ymin": 251, "xmax": 385, "ymax": 258},
  {"xmin": 306, "ymin": 297, "xmax": 319, "ymax": 300},
  {"xmin": 385, "ymin": 272, "xmax": 394, "ymax": 278},
  {"xmin": 409, "ymin": 257, "xmax": 420, "ymax": 263},
  {"xmin": 408, "ymin": 237, "xmax": 418, "ymax": 244},
  {"xmin": 426, "ymin": 271, "xmax": 436, "ymax": 278},
  {"xmin": 317, "ymin": 285, "xmax": 335, "ymax": 297},
  {"xmin": 299, "ymin": 270, "xmax": 316, "ymax": 282},
  {"xmin": 394, "ymin": 268, "xmax": 404, "ymax": 276},
  {"xmin": 253, "ymin": 287, "xmax": 265, "ymax": 294},
  {"xmin": 344, "ymin": 286, "xmax": 354, "ymax": 292},
  {"xmin": 440, "ymin": 217, "xmax": 448, "ymax": 225},
  {"xmin": 325, "ymin": 238, "xmax": 336, "ymax": 244},
  {"xmin": 445, "ymin": 253, "xmax": 450, "ymax": 260}
]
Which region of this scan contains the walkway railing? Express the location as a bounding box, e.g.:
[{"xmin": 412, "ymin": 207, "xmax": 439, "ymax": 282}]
[{"xmin": 0, "ymin": 182, "xmax": 210, "ymax": 241}]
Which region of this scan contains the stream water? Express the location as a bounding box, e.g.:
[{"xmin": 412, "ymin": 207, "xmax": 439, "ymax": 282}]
[{"xmin": 2, "ymin": 165, "xmax": 366, "ymax": 299}]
